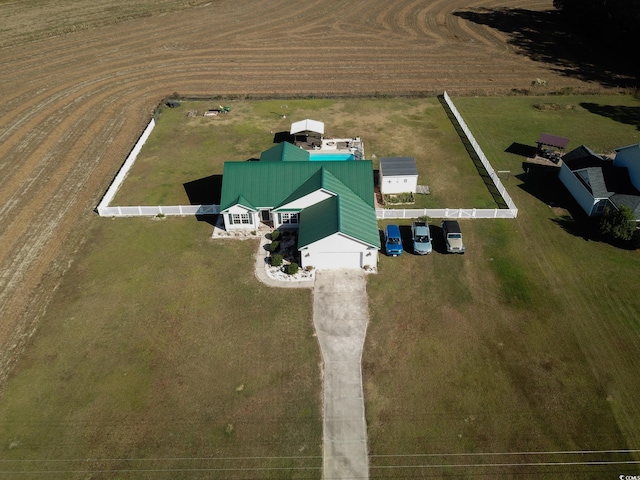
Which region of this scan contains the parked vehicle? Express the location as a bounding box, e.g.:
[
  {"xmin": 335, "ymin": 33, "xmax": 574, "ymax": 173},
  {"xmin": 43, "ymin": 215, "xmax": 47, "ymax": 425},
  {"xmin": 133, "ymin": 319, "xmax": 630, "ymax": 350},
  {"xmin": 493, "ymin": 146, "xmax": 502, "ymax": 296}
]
[
  {"xmin": 411, "ymin": 221, "xmax": 432, "ymax": 255},
  {"xmin": 441, "ymin": 220, "xmax": 465, "ymax": 253},
  {"xmin": 384, "ymin": 224, "xmax": 403, "ymax": 256}
]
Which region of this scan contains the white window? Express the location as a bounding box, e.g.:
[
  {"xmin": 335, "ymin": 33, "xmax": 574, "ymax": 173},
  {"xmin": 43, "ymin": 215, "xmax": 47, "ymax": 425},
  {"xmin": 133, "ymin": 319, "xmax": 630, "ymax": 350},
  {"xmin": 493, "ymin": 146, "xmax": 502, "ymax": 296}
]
[
  {"xmin": 280, "ymin": 213, "xmax": 298, "ymax": 224},
  {"xmin": 231, "ymin": 213, "xmax": 252, "ymax": 225}
]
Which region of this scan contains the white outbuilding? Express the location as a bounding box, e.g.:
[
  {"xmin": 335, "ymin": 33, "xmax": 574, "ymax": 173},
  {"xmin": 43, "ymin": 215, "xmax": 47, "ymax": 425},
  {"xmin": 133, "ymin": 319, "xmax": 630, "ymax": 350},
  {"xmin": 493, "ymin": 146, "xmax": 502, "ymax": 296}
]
[{"xmin": 379, "ymin": 157, "xmax": 418, "ymax": 194}]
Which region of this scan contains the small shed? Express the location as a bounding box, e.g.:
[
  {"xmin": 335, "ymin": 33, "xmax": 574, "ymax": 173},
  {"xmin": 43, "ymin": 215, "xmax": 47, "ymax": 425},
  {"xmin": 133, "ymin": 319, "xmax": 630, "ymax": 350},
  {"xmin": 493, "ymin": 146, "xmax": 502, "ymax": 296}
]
[{"xmin": 379, "ymin": 157, "xmax": 418, "ymax": 194}]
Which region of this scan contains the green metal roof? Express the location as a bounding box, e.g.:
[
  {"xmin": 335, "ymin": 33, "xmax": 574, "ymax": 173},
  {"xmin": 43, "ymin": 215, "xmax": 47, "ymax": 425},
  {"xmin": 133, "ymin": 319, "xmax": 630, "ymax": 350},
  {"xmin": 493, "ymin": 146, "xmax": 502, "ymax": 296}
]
[
  {"xmin": 259, "ymin": 142, "xmax": 310, "ymax": 162},
  {"xmin": 275, "ymin": 167, "xmax": 355, "ymax": 210},
  {"xmin": 233, "ymin": 194, "xmax": 257, "ymax": 212},
  {"xmin": 297, "ymin": 193, "xmax": 380, "ymax": 249},
  {"xmin": 220, "ymin": 160, "xmax": 375, "ymax": 212}
]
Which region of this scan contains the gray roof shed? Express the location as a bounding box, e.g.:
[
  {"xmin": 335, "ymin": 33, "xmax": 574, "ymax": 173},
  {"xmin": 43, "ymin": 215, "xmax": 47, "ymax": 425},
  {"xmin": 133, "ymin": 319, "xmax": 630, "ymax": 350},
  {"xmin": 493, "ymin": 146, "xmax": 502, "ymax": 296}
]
[{"xmin": 380, "ymin": 157, "xmax": 418, "ymax": 176}]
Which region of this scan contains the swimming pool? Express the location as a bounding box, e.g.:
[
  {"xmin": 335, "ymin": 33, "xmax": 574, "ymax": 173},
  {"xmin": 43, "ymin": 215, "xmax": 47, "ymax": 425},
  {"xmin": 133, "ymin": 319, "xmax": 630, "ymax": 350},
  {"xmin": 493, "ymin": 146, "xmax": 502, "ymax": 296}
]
[{"xmin": 309, "ymin": 153, "xmax": 355, "ymax": 161}]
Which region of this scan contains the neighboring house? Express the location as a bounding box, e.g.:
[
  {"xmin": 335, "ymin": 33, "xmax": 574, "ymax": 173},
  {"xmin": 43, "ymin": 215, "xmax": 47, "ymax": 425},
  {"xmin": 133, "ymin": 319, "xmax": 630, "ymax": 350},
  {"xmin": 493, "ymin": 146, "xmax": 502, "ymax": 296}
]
[
  {"xmin": 379, "ymin": 157, "xmax": 418, "ymax": 194},
  {"xmin": 219, "ymin": 156, "xmax": 380, "ymax": 270},
  {"xmin": 558, "ymin": 144, "xmax": 640, "ymax": 220},
  {"xmin": 613, "ymin": 143, "xmax": 640, "ymax": 190}
]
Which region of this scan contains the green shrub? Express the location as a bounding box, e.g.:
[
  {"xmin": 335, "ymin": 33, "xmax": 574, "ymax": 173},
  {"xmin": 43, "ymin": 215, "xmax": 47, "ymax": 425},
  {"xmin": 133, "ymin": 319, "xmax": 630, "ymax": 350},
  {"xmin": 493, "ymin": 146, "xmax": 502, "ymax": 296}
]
[
  {"xmin": 270, "ymin": 230, "xmax": 280, "ymax": 241},
  {"xmin": 383, "ymin": 192, "xmax": 414, "ymax": 205},
  {"xmin": 600, "ymin": 205, "xmax": 636, "ymax": 242},
  {"xmin": 271, "ymin": 254, "xmax": 283, "ymax": 267},
  {"xmin": 269, "ymin": 240, "xmax": 280, "ymax": 252},
  {"xmin": 285, "ymin": 262, "xmax": 299, "ymax": 275}
]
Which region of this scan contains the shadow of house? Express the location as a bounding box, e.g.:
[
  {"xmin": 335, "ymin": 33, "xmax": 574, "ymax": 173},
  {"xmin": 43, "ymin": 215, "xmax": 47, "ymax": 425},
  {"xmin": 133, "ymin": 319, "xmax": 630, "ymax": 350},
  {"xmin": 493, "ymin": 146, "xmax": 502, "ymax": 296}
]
[
  {"xmin": 183, "ymin": 174, "xmax": 223, "ymax": 205},
  {"xmin": 506, "ymin": 142, "xmax": 538, "ymax": 158},
  {"xmin": 516, "ymin": 171, "xmax": 598, "ymax": 242},
  {"xmin": 453, "ymin": 7, "xmax": 637, "ymax": 88},
  {"xmin": 273, "ymin": 131, "xmax": 294, "ymax": 144}
]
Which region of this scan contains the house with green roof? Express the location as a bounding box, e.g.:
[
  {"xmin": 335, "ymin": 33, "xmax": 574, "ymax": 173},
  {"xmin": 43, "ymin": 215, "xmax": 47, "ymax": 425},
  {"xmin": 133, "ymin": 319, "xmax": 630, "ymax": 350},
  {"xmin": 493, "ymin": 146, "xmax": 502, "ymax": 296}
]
[{"xmin": 219, "ymin": 153, "xmax": 380, "ymax": 270}]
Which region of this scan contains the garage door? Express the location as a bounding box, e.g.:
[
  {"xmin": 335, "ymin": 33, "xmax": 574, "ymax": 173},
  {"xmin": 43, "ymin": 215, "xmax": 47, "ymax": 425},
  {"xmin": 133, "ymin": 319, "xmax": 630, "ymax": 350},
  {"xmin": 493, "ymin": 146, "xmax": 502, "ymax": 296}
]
[{"xmin": 313, "ymin": 252, "xmax": 361, "ymax": 270}]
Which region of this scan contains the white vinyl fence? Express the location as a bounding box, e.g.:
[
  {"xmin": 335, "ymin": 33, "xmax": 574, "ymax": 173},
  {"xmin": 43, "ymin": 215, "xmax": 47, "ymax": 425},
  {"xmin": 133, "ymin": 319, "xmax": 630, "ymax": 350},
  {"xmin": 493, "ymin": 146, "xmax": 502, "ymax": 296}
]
[
  {"xmin": 377, "ymin": 208, "xmax": 516, "ymax": 219},
  {"xmin": 98, "ymin": 93, "xmax": 517, "ymax": 220},
  {"xmin": 96, "ymin": 118, "xmax": 219, "ymax": 217},
  {"xmin": 98, "ymin": 204, "xmax": 219, "ymax": 217},
  {"xmin": 441, "ymin": 91, "xmax": 518, "ymax": 218}
]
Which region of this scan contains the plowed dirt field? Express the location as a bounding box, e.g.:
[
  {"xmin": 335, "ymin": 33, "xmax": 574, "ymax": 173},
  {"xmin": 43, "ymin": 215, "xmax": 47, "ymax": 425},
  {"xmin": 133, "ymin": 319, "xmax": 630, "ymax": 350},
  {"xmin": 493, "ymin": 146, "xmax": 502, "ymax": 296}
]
[{"xmin": 0, "ymin": 0, "xmax": 614, "ymax": 384}]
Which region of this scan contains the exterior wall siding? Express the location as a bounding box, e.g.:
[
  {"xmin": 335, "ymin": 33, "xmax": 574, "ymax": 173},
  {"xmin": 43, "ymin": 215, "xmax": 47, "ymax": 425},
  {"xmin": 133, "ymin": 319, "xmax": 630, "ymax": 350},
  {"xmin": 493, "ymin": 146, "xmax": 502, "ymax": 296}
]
[
  {"xmin": 558, "ymin": 164, "xmax": 597, "ymax": 216},
  {"xmin": 380, "ymin": 175, "xmax": 418, "ymax": 194},
  {"xmin": 223, "ymin": 205, "xmax": 258, "ymax": 230},
  {"xmin": 614, "ymin": 146, "xmax": 640, "ymax": 191}
]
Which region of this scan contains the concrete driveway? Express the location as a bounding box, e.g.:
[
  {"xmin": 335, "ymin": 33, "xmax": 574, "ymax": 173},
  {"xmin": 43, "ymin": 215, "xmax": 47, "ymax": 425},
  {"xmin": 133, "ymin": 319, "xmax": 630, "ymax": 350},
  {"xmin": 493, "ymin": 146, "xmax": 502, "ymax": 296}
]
[
  {"xmin": 313, "ymin": 269, "xmax": 370, "ymax": 480},
  {"xmin": 252, "ymin": 241, "xmax": 371, "ymax": 479}
]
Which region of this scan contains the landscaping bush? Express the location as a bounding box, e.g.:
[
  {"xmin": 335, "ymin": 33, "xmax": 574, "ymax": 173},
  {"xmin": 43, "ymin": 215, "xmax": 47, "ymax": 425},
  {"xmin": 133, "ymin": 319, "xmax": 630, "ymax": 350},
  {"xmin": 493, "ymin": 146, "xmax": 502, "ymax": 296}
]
[
  {"xmin": 269, "ymin": 240, "xmax": 280, "ymax": 252},
  {"xmin": 600, "ymin": 205, "xmax": 636, "ymax": 242},
  {"xmin": 285, "ymin": 262, "xmax": 299, "ymax": 275},
  {"xmin": 271, "ymin": 254, "xmax": 283, "ymax": 267},
  {"xmin": 270, "ymin": 230, "xmax": 280, "ymax": 241},
  {"xmin": 383, "ymin": 192, "xmax": 414, "ymax": 205}
]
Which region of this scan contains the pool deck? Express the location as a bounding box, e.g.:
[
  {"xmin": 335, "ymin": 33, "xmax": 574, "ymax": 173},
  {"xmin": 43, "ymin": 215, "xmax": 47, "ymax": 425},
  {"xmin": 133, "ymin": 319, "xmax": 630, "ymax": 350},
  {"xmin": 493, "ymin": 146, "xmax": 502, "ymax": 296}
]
[{"xmin": 296, "ymin": 136, "xmax": 364, "ymax": 158}]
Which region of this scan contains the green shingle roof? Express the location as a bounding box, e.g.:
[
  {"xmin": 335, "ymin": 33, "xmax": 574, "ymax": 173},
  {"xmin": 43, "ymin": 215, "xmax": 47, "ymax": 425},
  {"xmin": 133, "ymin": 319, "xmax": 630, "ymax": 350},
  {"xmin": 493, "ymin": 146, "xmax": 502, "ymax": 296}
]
[
  {"xmin": 259, "ymin": 142, "xmax": 310, "ymax": 162},
  {"xmin": 220, "ymin": 160, "xmax": 375, "ymax": 212}
]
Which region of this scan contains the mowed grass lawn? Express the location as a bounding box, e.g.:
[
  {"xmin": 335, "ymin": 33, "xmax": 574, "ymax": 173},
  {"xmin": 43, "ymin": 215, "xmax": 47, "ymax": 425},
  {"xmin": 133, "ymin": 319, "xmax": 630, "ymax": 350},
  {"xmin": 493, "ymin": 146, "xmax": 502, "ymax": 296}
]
[
  {"xmin": 0, "ymin": 218, "xmax": 321, "ymax": 479},
  {"xmin": 113, "ymin": 97, "xmax": 495, "ymax": 209},
  {"xmin": 365, "ymin": 95, "xmax": 640, "ymax": 478},
  {"xmin": 1, "ymin": 95, "xmax": 640, "ymax": 479}
]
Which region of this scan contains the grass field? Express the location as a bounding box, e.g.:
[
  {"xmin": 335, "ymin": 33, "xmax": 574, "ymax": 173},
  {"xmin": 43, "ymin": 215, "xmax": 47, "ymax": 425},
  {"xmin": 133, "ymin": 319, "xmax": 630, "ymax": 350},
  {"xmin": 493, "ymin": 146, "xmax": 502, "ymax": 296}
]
[
  {"xmin": 2, "ymin": 0, "xmax": 628, "ymax": 417},
  {"xmin": 364, "ymin": 95, "xmax": 640, "ymax": 478},
  {"xmin": 0, "ymin": 218, "xmax": 322, "ymax": 479},
  {"xmin": 1, "ymin": 94, "xmax": 639, "ymax": 479},
  {"xmin": 2, "ymin": 1, "xmax": 639, "ymax": 477},
  {"xmin": 112, "ymin": 97, "xmax": 499, "ymax": 209}
]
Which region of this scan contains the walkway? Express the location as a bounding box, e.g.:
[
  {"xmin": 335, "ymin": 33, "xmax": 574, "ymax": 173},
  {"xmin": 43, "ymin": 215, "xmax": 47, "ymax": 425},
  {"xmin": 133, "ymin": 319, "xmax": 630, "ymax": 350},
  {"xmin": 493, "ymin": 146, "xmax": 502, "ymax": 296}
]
[{"xmin": 252, "ymin": 239, "xmax": 370, "ymax": 479}]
